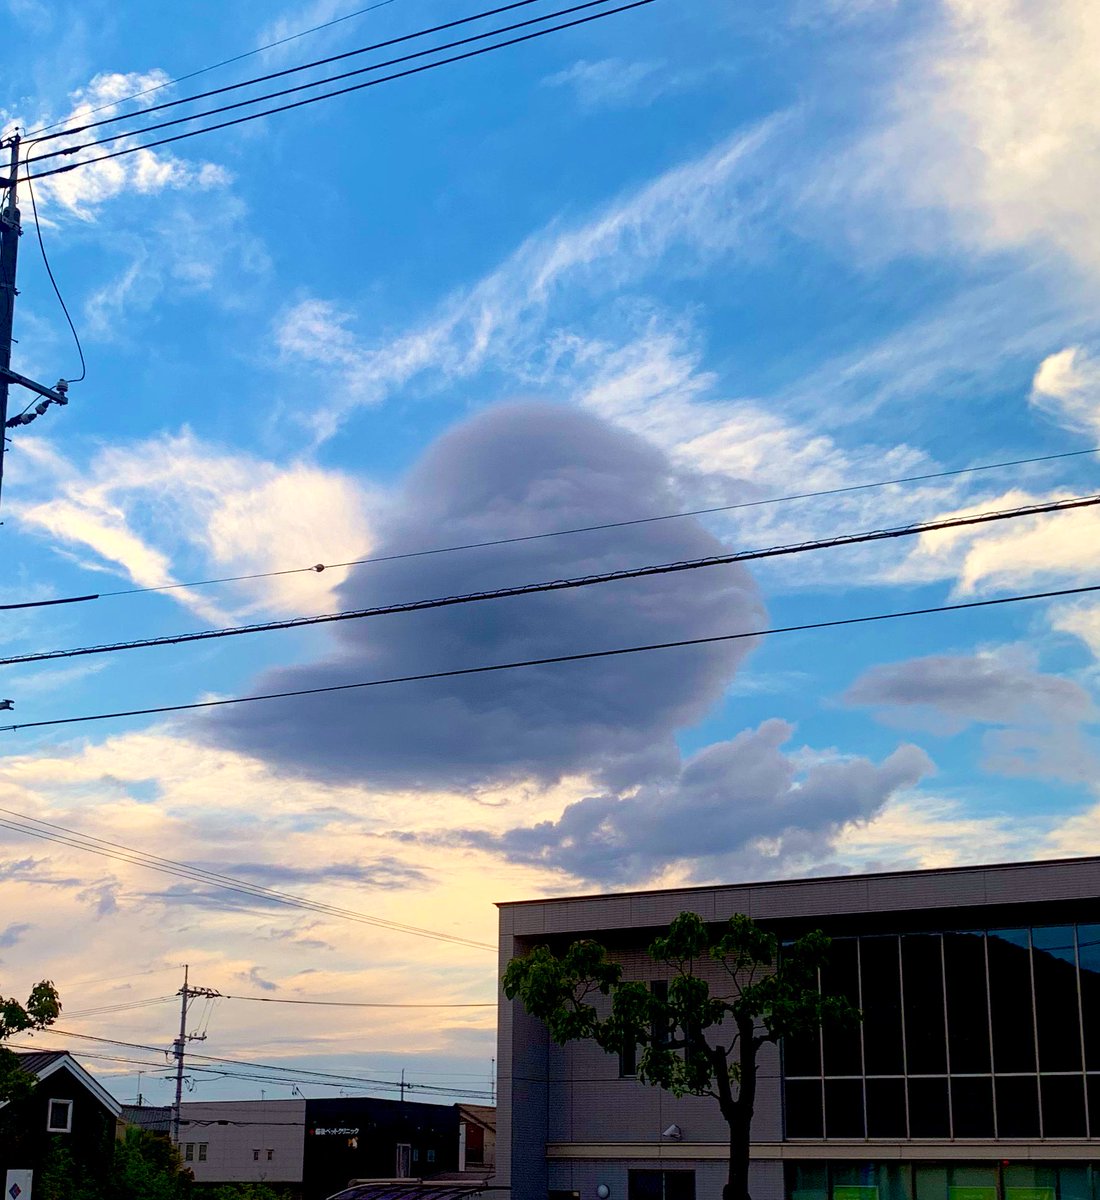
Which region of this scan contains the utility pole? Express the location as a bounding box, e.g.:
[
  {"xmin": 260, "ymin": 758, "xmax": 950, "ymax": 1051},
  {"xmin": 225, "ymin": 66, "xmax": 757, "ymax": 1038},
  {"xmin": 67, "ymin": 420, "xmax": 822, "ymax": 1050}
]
[
  {"xmin": 0, "ymin": 136, "xmax": 21, "ymax": 508},
  {"xmin": 171, "ymin": 964, "xmax": 221, "ymax": 1145},
  {"xmin": 0, "ymin": 132, "xmax": 74, "ymax": 514}
]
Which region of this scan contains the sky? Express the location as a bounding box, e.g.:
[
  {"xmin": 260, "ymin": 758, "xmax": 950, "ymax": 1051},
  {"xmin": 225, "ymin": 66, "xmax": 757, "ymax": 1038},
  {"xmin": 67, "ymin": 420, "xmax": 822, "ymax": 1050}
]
[{"xmin": 1, "ymin": 0, "xmax": 1100, "ymax": 1110}]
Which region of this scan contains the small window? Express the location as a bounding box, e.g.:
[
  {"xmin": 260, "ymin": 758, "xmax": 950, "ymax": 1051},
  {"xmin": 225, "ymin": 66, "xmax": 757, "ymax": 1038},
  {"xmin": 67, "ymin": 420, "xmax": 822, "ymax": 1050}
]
[
  {"xmin": 266, "ymin": 1149, "xmax": 274, "ymax": 1161},
  {"xmin": 427, "ymin": 1149, "xmax": 436, "ymax": 1164},
  {"xmin": 252, "ymin": 1149, "xmax": 260, "ymax": 1161},
  {"xmin": 46, "ymin": 1099, "xmax": 73, "ymax": 1133},
  {"xmin": 198, "ymin": 1144, "xmax": 208, "ymax": 1162},
  {"xmin": 184, "ymin": 1143, "xmax": 195, "ymax": 1162}
]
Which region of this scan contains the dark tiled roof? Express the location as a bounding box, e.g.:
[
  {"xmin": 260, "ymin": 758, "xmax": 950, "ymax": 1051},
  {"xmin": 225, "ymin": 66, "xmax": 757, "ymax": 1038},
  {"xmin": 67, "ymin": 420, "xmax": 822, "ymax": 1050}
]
[
  {"xmin": 122, "ymin": 1104, "xmax": 173, "ymax": 1133},
  {"xmin": 328, "ymin": 1186, "xmax": 498, "ymax": 1200},
  {"xmin": 9, "ymin": 1050, "xmax": 69, "ymax": 1077}
]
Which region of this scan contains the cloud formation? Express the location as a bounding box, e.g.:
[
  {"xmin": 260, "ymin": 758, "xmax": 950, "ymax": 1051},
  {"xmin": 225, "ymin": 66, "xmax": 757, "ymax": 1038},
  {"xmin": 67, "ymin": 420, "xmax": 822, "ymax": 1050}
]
[
  {"xmin": 845, "ymin": 649, "xmax": 1096, "ymax": 734},
  {"xmin": 213, "ymin": 403, "xmax": 765, "ymax": 789},
  {"xmin": 452, "ymin": 719, "xmax": 933, "ymax": 884},
  {"xmin": 1031, "ymin": 346, "xmax": 1100, "ymax": 436}
]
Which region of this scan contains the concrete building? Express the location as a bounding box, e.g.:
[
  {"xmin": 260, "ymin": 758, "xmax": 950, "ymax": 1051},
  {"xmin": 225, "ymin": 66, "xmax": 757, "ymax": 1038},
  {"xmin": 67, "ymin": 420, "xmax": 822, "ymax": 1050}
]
[{"xmin": 496, "ymin": 855, "xmax": 1100, "ymax": 1200}]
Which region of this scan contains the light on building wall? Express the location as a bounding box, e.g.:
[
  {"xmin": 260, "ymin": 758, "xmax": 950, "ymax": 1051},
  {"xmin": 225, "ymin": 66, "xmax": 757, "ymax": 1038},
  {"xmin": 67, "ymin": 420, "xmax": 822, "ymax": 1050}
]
[
  {"xmin": 596, "ymin": 1186, "xmax": 611, "ymax": 1198},
  {"xmin": 662, "ymin": 1124, "xmax": 682, "ymax": 1141}
]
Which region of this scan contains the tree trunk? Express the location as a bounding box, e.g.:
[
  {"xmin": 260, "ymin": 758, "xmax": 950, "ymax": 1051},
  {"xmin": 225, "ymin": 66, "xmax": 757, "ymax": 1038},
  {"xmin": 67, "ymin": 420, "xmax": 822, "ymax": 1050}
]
[{"xmin": 723, "ymin": 1021, "xmax": 759, "ymax": 1200}]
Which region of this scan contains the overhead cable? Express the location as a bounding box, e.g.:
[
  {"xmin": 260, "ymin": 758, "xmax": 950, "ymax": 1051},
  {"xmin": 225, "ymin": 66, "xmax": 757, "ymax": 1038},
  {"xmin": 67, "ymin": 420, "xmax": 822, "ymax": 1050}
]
[
  {"xmin": 0, "ymin": 806, "xmax": 495, "ymax": 951},
  {"xmin": 19, "ymin": 1, "xmax": 655, "ymax": 184},
  {"xmin": 16, "ymin": 0, "xmax": 406, "ymax": 140},
  {"xmin": 223, "ymin": 994, "xmax": 495, "ymax": 1008},
  {"xmin": 26, "ymin": 0, "xmax": 567, "ymax": 148},
  {"xmin": 4, "ymin": 581, "xmax": 1100, "ymax": 735},
  {"xmin": 3, "ymin": 491, "xmax": 1098, "ymax": 669},
  {"xmin": 4, "ymin": 444, "xmax": 1097, "ymax": 614}
]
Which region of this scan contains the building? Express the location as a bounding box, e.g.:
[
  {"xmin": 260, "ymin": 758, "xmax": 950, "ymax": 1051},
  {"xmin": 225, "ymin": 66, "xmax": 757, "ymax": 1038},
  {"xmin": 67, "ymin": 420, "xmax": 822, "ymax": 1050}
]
[
  {"xmin": 164, "ymin": 1094, "xmax": 476, "ymax": 1200},
  {"xmin": 0, "ymin": 1050, "xmax": 122, "ymax": 1190},
  {"xmin": 496, "ymin": 855, "xmax": 1100, "ymax": 1200}
]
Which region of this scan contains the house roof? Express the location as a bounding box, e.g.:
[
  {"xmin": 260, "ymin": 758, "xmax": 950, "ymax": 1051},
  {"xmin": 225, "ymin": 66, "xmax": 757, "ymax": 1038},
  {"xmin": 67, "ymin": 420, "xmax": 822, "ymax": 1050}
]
[
  {"xmin": 328, "ymin": 1186, "xmax": 500, "ymax": 1200},
  {"xmin": 6, "ymin": 1049, "xmax": 123, "ymax": 1117}
]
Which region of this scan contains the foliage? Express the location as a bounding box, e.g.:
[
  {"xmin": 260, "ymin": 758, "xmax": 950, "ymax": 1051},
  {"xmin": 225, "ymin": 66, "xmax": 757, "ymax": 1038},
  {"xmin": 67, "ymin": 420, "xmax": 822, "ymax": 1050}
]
[
  {"xmin": 113, "ymin": 1126, "xmax": 192, "ymax": 1200},
  {"xmin": 503, "ymin": 911, "xmax": 857, "ymax": 1200},
  {"xmin": 198, "ymin": 1185, "xmax": 297, "ymax": 1200},
  {"xmin": 0, "ymin": 979, "xmax": 62, "ymax": 1102},
  {"xmin": 36, "ymin": 1137, "xmax": 103, "ymax": 1200}
]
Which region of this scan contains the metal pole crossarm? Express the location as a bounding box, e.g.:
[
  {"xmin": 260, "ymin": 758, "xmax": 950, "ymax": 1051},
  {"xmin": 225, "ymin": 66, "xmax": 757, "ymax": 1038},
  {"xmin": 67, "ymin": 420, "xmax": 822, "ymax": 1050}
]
[{"xmin": 0, "ymin": 366, "xmax": 69, "ymax": 406}]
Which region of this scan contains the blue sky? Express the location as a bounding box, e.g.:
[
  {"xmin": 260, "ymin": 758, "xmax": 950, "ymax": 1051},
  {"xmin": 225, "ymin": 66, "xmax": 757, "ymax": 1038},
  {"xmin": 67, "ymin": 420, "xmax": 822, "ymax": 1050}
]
[{"xmin": 2, "ymin": 0, "xmax": 1100, "ymax": 1107}]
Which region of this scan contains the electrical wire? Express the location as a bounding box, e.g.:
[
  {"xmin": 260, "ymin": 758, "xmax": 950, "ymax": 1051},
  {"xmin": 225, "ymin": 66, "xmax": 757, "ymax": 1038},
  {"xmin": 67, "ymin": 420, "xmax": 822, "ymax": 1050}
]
[
  {"xmin": 3, "ymin": 490, "xmax": 1098, "ymax": 669},
  {"xmin": 2, "ymin": 444, "xmax": 1097, "ymax": 614},
  {"xmin": 0, "ymin": 806, "xmax": 495, "ymax": 950},
  {"xmin": 23, "ymin": 149, "xmax": 86, "ymax": 382},
  {"xmin": 26, "ymin": 0, "xmax": 632, "ymax": 168},
  {"xmin": 33, "ymin": 1028, "xmax": 496, "ymax": 1097},
  {"xmin": 223, "ymin": 994, "xmax": 495, "ymax": 1008},
  {"xmin": 4, "ymin": 580, "xmax": 1100, "ymax": 735},
  {"xmin": 61, "ymin": 996, "xmax": 178, "ymax": 1019},
  {"xmin": 19, "ymin": 1, "xmax": 655, "ymax": 185},
  {"xmin": 15, "ymin": 0, "xmax": 407, "ymax": 141},
  {"xmin": 26, "ymin": 0, "xmax": 567, "ymax": 149},
  {"xmin": 11, "ymin": 1036, "xmax": 495, "ymax": 1099}
]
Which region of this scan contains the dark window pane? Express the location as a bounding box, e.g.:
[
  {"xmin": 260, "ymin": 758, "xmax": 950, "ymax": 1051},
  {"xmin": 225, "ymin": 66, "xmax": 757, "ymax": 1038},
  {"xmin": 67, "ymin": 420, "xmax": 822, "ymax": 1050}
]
[
  {"xmin": 1033, "ymin": 926, "xmax": 1082, "ymax": 1071},
  {"xmin": 785, "ymin": 1079, "xmax": 824, "ymax": 1138},
  {"xmin": 1087, "ymin": 1076, "xmax": 1100, "ymax": 1138},
  {"xmin": 822, "ymin": 939, "xmax": 862, "ymax": 1076},
  {"xmin": 629, "ymin": 1172, "xmax": 663, "ymax": 1200},
  {"xmin": 944, "ymin": 931, "xmax": 991, "ymax": 1073},
  {"xmin": 862, "ymin": 936, "xmax": 904, "ymax": 1075},
  {"xmin": 866, "ymin": 1078, "xmax": 907, "ymax": 1138},
  {"xmin": 902, "ymin": 935, "xmax": 947, "ymax": 1074},
  {"xmin": 619, "ymin": 1037, "xmax": 637, "ymax": 1077},
  {"xmin": 988, "ymin": 929, "xmax": 1037, "ymax": 1073},
  {"xmin": 1057, "ymin": 1165, "xmax": 1090, "ymax": 1200},
  {"xmin": 996, "ymin": 1075, "xmax": 1040, "ymax": 1137},
  {"xmin": 1039, "ymin": 1074, "xmax": 1086, "ymax": 1137},
  {"xmin": 908, "ymin": 1077, "xmax": 950, "ymax": 1138},
  {"xmin": 664, "ymin": 1172, "xmax": 695, "ymax": 1200},
  {"xmin": 825, "ymin": 1078, "xmax": 865, "ymax": 1138},
  {"xmin": 1077, "ymin": 925, "xmax": 1100, "ymax": 1070},
  {"xmin": 784, "ymin": 1026, "xmax": 822, "ymax": 1078},
  {"xmin": 950, "ymin": 1076, "xmax": 994, "ymax": 1138}
]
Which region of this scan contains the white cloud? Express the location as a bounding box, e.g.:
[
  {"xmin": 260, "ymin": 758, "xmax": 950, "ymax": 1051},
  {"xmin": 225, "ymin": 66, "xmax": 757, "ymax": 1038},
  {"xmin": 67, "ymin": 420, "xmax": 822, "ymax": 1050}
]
[
  {"xmin": 852, "ymin": 0, "xmax": 1100, "ymax": 279},
  {"xmin": 542, "ymin": 58, "xmax": 663, "ymax": 108},
  {"xmin": 894, "ymin": 487, "xmax": 1100, "ymax": 595},
  {"xmin": 274, "ymin": 119, "xmax": 780, "ymax": 439},
  {"xmin": 1031, "ymin": 346, "xmax": 1100, "ymax": 436},
  {"xmin": 11, "ymin": 431, "xmax": 375, "ymax": 620},
  {"xmin": 17, "ymin": 71, "xmax": 230, "ymax": 221}
]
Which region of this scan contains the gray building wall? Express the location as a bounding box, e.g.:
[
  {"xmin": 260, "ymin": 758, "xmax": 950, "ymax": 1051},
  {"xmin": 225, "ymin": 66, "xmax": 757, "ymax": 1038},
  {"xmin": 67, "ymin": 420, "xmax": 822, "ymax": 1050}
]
[
  {"xmin": 497, "ymin": 856, "xmax": 1100, "ymax": 1200},
  {"xmin": 178, "ymin": 1098, "xmax": 306, "ymax": 1185}
]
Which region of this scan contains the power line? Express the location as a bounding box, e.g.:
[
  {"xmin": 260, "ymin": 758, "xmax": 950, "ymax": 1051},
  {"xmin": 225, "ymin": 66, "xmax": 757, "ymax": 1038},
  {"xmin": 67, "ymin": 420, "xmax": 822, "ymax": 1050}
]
[
  {"xmin": 24, "ymin": 156, "xmax": 85, "ymax": 383},
  {"xmin": 4, "ymin": 444, "xmax": 1097, "ymax": 614},
  {"xmin": 25, "ymin": 0, "xmax": 636, "ymax": 168},
  {"xmin": 34, "ymin": 1028, "xmax": 495, "ymax": 1098},
  {"xmin": 4, "ymin": 580, "xmax": 1099, "ymax": 735},
  {"xmin": 223, "ymin": 994, "xmax": 495, "ymax": 1008},
  {"xmin": 0, "ymin": 806, "xmax": 495, "ymax": 951},
  {"xmin": 3, "ymin": 491, "xmax": 1098, "ymax": 669},
  {"xmin": 16, "ymin": 0, "xmax": 406, "ymax": 141},
  {"xmin": 19, "ymin": 1, "xmax": 655, "ymax": 185},
  {"xmin": 26, "ymin": 0, "xmax": 564, "ymax": 149},
  {"xmin": 60, "ymin": 996, "xmax": 178, "ymax": 1019}
]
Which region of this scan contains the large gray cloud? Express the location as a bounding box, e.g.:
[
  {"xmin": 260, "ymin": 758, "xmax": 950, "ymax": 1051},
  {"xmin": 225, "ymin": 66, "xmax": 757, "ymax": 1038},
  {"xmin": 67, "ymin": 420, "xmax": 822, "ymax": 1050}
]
[
  {"xmin": 212, "ymin": 404, "xmax": 765, "ymax": 789},
  {"xmin": 449, "ymin": 719, "xmax": 933, "ymax": 884},
  {"xmin": 844, "ymin": 652, "xmax": 1096, "ymax": 733}
]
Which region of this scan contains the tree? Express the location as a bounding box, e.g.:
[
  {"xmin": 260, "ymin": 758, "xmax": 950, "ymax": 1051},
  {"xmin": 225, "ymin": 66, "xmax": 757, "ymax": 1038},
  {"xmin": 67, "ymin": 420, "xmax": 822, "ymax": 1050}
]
[
  {"xmin": 503, "ymin": 911, "xmax": 857, "ymax": 1200},
  {"xmin": 0, "ymin": 979, "xmax": 62, "ymax": 1102},
  {"xmin": 113, "ymin": 1126, "xmax": 192, "ymax": 1200}
]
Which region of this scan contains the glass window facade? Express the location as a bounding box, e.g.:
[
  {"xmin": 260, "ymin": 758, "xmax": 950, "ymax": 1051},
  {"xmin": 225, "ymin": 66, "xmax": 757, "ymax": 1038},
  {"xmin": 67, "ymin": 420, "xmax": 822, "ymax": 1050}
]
[
  {"xmin": 784, "ymin": 924, "xmax": 1100, "ymax": 1139},
  {"xmin": 787, "ymin": 1163, "xmax": 1100, "ymax": 1200}
]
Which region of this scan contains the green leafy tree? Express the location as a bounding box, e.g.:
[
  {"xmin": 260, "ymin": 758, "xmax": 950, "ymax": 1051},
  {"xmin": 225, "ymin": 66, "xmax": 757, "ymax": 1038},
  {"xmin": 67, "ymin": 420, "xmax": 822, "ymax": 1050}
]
[
  {"xmin": 503, "ymin": 911, "xmax": 857, "ymax": 1200},
  {"xmin": 114, "ymin": 1126, "xmax": 192, "ymax": 1200},
  {"xmin": 36, "ymin": 1136, "xmax": 103, "ymax": 1200},
  {"xmin": 0, "ymin": 980, "xmax": 62, "ymax": 1102}
]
